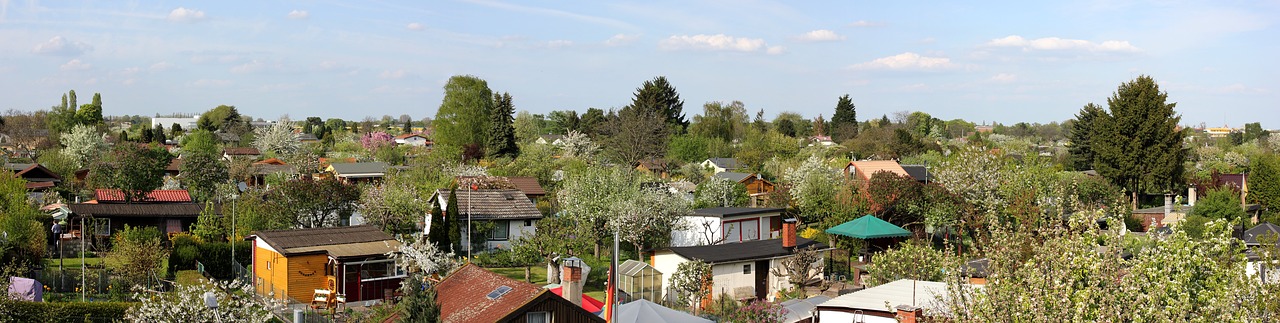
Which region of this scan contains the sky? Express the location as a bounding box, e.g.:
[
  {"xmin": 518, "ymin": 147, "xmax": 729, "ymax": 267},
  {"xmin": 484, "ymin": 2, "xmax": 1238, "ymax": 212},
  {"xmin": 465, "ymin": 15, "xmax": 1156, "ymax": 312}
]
[{"xmin": 1, "ymin": 0, "xmax": 1277, "ymax": 128}]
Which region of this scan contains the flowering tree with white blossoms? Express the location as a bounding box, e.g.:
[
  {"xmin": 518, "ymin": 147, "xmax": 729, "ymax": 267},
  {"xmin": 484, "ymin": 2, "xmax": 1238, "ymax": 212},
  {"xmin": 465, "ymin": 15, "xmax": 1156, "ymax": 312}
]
[
  {"xmin": 126, "ymin": 280, "xmax": 283, "ymax": 323},
  {"xmin": 252, "ymin": 119, "xmax": 301, "ymax": 156},
  {"xmin": 555, "ymin": 130, "xmax": 599, "ymax": 160}
]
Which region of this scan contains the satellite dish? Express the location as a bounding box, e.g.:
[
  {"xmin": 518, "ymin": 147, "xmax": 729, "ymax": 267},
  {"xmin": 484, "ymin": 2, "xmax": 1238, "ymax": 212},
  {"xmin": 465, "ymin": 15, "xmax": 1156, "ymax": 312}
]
[{"xmin": 236, "ymin": 182, "xmax": 248, "ymax": 193}]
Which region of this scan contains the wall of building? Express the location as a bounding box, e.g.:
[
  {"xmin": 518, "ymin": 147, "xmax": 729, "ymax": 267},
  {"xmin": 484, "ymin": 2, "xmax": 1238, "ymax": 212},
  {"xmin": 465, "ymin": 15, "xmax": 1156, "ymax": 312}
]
[
  {"xmin": 710, "ymin": 261, "xmax": 757, "ymax": 299},
  {"xmin": 484, "ymin": 219, "xmax": 537, "ymax": 250},
  {"xmin": 253, "ymin": 241, "xmax": 290, "ymax": 301},
  {"xmin": 672, "ymin": 216, "xmax": 722, "ymax": 247},
  {"xmin": 651, "ymin": 251, "xmax": 687, "ymax": 302},
  {"xmin": 285, "ymin": 254, "xmax": 329, "ymax": 302},
  {"xmin": 816, "ymin": 309, "xmax": 897, "ymax": 323}
]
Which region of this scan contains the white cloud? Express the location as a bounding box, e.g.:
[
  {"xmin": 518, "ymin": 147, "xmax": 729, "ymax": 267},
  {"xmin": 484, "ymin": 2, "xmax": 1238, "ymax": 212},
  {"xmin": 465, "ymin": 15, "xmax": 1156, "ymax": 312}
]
[
  {"xmin": 545, "ymin": 40, "xmax": 573, "ymax": 49},
  {"xmin": 990, "ymin": 73, "xmax": 1018, "ymax": 83},
  {"xmin": 379, "ymin": 69, "xmax": 409, "ymax": 79},
  {"xmin": 149, "ymin": 61, "xmax": 174, "ymax": 71},
  {"xmin": 850, "ymin": 52, "xmax": 956, "ymax": 70},
  {"xmin": 230, "ymin": 60, "xmax": 268, "ymax": 74},
  {"xmin": 849, "ymin": 20, "xmax": 884, "ymax": 27},
  {"xmin": 32, "ymin": 36, "xmax": 92, "ymax": 56},
  {"xmin": 766, "ymin": 46, "xmax": 786, "ymax": 55},
  {"xmin": 986, "ymin": 35, "xmax": 1140, "ymax": 53},
  {"xmin": 287, "ymin": 10, "xmax": 309, "ymax": 20},
  {"xmin": 59, "ymin": 59, "xmax": 91, "ymax": 71},
  {"xmin": 167, "ymin": 7, "xmax": 206, "ymax": 22},
  {"xmin": 795, "ymin": 29, "xmax": 845, "ymax": 42},
  {"xmin": 604, "ymin": 34, "xmax": 639, "ymax": 46},
  {"xmin": 659, "ymin": 34, "xmax": 780, "ymax": 53},
  {"xmin": 406, "ymin": 22, "xmax": 425, "ymax": 31}
]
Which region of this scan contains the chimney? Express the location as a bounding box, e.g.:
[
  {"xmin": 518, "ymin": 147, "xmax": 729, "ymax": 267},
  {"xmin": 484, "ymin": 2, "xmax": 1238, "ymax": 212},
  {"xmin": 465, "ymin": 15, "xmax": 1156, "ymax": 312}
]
[
  {"xmin": 1188, "ymin": 186, "xmax": 1197, "ymax": 206},
  {"xmin": 1164, "ymin": 194, "xmax": 1173, "ymax": 217},
  {"xmin": 896, "ymin": 305, "xmax": 923, "ymax": 323},
  {"xmin": 782, "ymin": 218, "xmax": 798, "ymax": 249},
  {"xmin": 560, "ymin": 258, "xmax": 584, "ymax": 306}
]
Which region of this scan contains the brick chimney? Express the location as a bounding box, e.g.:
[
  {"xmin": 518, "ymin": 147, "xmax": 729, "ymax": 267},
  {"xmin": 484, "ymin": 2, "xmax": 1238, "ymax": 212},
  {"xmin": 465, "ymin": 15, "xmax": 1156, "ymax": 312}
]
[
  {"xmin": 896, "ymin": 305, "xmax": 923, "ymax": 323},
  {"xmin": 561, "ymin": 258, "xmax": 584, "ymax": 306},
  {"xmin": 782, "ymin": 218, "xmax": 798, "ymax": 249}
]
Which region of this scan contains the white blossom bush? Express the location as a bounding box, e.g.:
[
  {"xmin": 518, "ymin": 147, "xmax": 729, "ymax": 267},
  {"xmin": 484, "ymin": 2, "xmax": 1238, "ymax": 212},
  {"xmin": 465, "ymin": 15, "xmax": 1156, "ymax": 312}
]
[
  {"xmin": 126, "ymin": 280, "xmax": 283, "ymax": 323},
  {"xmin": 555, "ymin": 130, "xmax": 599, "ymax": 160},
  {"xmin": 252, "ymin": 119, "xmax": 301, "ymax": 156},
  {"xmin": 782, "ymin": 154, "xmax": 840, "ymax": 217},
  {"xmin": 61, "ymin": 124, "xmax": 108, "ymax": 168},
  {"xmin": 391, "ymin": 236, "xmax": 461, "ymax": 278}
]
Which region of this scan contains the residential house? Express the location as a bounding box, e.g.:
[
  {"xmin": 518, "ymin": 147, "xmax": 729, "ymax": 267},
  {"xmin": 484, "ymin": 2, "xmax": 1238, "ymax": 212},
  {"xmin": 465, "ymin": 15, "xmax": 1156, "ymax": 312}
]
[
  {"xmin": 899, "ymin": 164, "xmax": 931, "ymax": 183},
  {"xmin": 432, "ymin": 188, "xmax": 542, "ymax": 252},
  {"xmin": 223, "ymin": 147, "xmax": 261, "ymax": 161},
  {"xmin": 635, "ymin": 159, "xmax": 670, "ymax": 179},
  {"xmin": 808, "ymin": 135, "xmax": 836, "ymax": 147},
  {"xmin": 671, "ymin": 207, "xmax": 786, "ymax": 247},
  {"xmin": 456, "ymin": 176, "xmax": 547, "ymax": 204},
  {"xmin": 653, "ymin": 222, "xmax": 827, "ymax": 301},
  {"xmin": 326, "ymin": 162, "xmax": 388, "ymax": 184},
  {"xmin": 843, "ymin": 160, "xmax": 910, "ymax": 183},
  {"xmin": 712, "ymin": 172, "xmax": 775, "ymax": 207},
  {"xmin": 163, "ymin": 158, "xmax": 183, "ymax": 178},
  {"xmin": 436, "ymin": 263, "xmax": 604, "ymax": 323},
  {"xmin": 701, "ymin": 158, "xmax": 742, "ymax": 174},
  {"xmin": 250, "ymin": 158, "xmax": 297, "ymax": 186},
  {"xmin": 1242, "ymin": 223, "xmax": 1280, "ymax": 283},
  {"xmin": 535, "ymin": 134, "xmax": 564, "ymax": 145},
  {"xmin": 393, "ymin": 133, "xmax": 430, "ymax": 147},
  {"xmin": 815, "ymin": 279, "xmax": 958, "ymax": 323},
  {"xmin": 247, "ymin": 225, "xmax": 402, "ymax": 304}
]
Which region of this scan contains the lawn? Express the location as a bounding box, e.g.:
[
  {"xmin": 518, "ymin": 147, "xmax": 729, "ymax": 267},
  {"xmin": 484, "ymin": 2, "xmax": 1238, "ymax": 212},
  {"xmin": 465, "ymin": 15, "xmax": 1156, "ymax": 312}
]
[
  {"xmin": 43, "ymin": 257, "xmax": 106, "ymax": 269},
  {"xmin": 491, "ymin": 266, "xmax": 606, "ymax": 302}
]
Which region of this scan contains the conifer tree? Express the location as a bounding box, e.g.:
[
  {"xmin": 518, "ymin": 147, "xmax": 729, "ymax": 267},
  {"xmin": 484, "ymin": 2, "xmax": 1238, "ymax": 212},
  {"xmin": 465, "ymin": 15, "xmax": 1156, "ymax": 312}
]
[
  {"xmin": 1068, "ymin": 103, "xmax": 1104, "ymax": 171},
  {"xmin": 831, "ymin": 94, "xmax": 858, "ymax": 141},
  {"xmin": 486, "ymin": 92, "xmax": 518, "ymax": 158},
  {"xmin": 1093, "ymin": 75, "xmax": 1185, "ymax": 207}
]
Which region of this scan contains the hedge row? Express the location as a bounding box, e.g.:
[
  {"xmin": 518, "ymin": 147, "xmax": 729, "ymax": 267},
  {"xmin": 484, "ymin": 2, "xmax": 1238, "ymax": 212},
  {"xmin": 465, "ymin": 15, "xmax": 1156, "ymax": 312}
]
[
  {"xmin": 0, "ymin": 300, "xmax": 136, "ymax": 322},
  {"xmin": 168, "ymin": 236, "xmax": 250, "ymax": 280}
]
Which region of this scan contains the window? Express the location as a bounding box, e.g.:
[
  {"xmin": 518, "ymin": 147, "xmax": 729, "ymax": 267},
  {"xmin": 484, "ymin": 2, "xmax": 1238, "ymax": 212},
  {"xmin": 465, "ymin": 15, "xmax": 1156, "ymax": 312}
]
[
  {"xmin": 743, "ymin": 264, "xmax": 751, "ymax": 275},
  {"xmin": 524, "ymin": 219, "xmax": 533, "ymax": 227},
  {"xmin": 92, "ymin": 218, "xmax": 111, "ymax": 236},
  {"xmin": 489, "ymin": 221, "xmax": 510, "ymax": 241},
  {"xmin": 266, "ymin": 261, "xmax": 271, "ymax": 271},
  {"xmin": 526, "ymin": 311, "xmax": 549, "ymax": 323},
  {"xmin": 358, "ymin": 259, "xmax": 406, "ymax": 281}
]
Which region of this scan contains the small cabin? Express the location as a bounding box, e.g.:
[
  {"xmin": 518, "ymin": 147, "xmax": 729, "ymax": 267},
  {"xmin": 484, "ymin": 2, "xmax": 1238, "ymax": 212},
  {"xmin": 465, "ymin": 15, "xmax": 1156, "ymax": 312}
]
[{"xmin": 248, "ymin": 225, "xmax": 403, "ymax": 304}]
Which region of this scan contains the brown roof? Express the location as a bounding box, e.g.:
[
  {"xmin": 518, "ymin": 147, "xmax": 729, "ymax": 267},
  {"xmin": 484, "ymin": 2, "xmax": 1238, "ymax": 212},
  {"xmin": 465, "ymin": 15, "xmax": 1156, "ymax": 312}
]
[
  {"xmin": 253, "ymin": 157, "xmax": 288, "ymax": 165},
  {"xmin": 434, "ymin": 189, "xmax": 543, "ymax": 220},
  {"xmin": 848, "ymin": 160, "xmax": 909, "ymax": 179},
  {"xmin": 505, "ymin": 177, "xmax": 546, "ymax": 196},
  {"xmin": 223, "ymin": 147, "xmax": 261, "ymax": 156},
  {"xmin": 437, "ymin": 264, "xmax": 546, "ymax": 323},
  {"xmin": 165, "ymin": 158, "xmax": 183, "ymax": 172},
  {"xmin": 393, "ymin": 133, "xmax": 425, "ymax": 139},
  {"xmin": 251, "ymin": 225, "xmax": 396, "ymax": 257},
  {"xmin": 68, "ymin": 203, "xmax": 215, "ymax": 218}
]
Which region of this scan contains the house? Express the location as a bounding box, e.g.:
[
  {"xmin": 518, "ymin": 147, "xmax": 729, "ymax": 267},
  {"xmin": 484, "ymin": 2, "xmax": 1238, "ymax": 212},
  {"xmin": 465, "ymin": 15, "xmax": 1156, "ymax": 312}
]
[
  {"xmin": 671, "ymin": 207, "xmax": 786, "ymax": 247},
  {"xmin": 250, "ymin": 158, "xmax": 297, "ymax": 186},
  {"xmin": 67, "ymin": 203, "xmax": 212, "ymax": 237},
  {"xmin": 296, "ymin": 133, "xmax": 319, "ymax": 144},
  {"xmin": 815, "ymin": 279, "xmax": 960, "ymax": 323},
  {"xmin": 1132, "ymin": 204, "xmax": 1192, "ymax": 231},
  {"xmin": 456, "ymin": 176, "xmax": 547, "ymax": 204},
  {"xmin": 93, "ymin": 189, "xmax": 193, "ymax": 203},
  {"xmin": 432, "ymin": 188, "xmax": 542, "ymax": 252},
  {"xmin": 701, "ymin": 158, "xmax": 742, "ymax": 174},
  {"xmin": 843, "ymin": 160, "xmax": 910, "ymax": 182},
  {"xmin": 962, "ymin": 258, "xmax": 991, "ymax": 285},
  {"xmin": 635, "ymin": 159, "xmax": 670, "ymax": 179},
  {"xmin": 436, "ymin": 263, "xmax": 604, "ymax": 323},
  {"xmin": 223, "ymin": 147, "xmax": 261, "ymax": 161},
  {"xmin": 393, "ymin": 133, "xmax": 430, "ymax": 147},
  {"xmin": 247, "ymin": 225, "xmax": 403, "ymax": 304},
  {"xmin": 326, "ymin": 162, "xmax": 388, "ymax": 184},
  {"xmin": 1243, "ymin": 223, "xmax": 1280, "ymax": 247},
  {"xmin": 711, "ymin": 172, "xmax": 775, "ymax": 207},
  {"xmin": 163, "ymin": 158, "xmax": 183, "ymax": 178},
  {"xmin": 535, "ymin": 134, "xmax": 564, "ymax": 145},
  {"xmin": 5, "ymin": 163, "xmax": 62, "ymax": 197},
  {"xmin": 808, "ymin": 135, "xmax": 836, "ymax": 147},
  {"xmin": 899, "ymin": 164, "xmax": 930, "ymax": 183},
  {"xmin": 653, "ymin": 223, "xmax": 827, "ymax": 301}
]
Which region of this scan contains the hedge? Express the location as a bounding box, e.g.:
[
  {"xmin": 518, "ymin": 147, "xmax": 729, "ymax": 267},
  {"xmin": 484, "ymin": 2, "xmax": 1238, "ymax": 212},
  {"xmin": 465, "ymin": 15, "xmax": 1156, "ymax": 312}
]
[
  {"xmin": 0, "ymin": 300, "xmax": 137, "ymax": 322},
  {"xmin": 167, "ymin": 238, "xmax": 250, "ymax": 280}
]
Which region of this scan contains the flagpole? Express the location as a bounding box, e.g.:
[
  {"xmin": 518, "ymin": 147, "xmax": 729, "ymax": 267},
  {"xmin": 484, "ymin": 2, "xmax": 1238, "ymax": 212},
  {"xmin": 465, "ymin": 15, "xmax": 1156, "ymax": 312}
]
[{"xmin": 612, "ymin": 229, "xmax": 619, "ymax": 323}]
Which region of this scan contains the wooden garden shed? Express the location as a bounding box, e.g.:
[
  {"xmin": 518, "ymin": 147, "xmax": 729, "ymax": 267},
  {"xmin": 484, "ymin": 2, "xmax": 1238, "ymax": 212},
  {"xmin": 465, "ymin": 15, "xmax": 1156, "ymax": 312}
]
[{"xmin": 248, "ymin": 225, "xmax": 403, "ymax": 304}]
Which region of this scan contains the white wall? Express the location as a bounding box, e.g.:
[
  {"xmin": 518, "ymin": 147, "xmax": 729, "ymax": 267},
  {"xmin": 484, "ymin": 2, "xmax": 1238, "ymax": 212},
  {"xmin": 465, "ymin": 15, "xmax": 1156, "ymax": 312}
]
[
  {"xmin": 652, "ymin": 251, "xmax": 686, "ymax": 302},
  {"xmin": 817, "ymin": 311, "xmax": 897, "ymax": 323},
  {"xmin": 152, "ymin": 117, "xmax": 200, "ymax": 129},
  {"xmin": 672, "ymin": 216, "xmax": 722, "ymax": 247},
  {"xmin": 397, "ymin": 137, "xmax": 428, "ymax": 146},
  {"xmin": 486, "ymin": 219, "xmax": 537, "ymax": 250},
  {"xmin": 710, "ymin": 261, "xmax": 756, "ymax": 299}
]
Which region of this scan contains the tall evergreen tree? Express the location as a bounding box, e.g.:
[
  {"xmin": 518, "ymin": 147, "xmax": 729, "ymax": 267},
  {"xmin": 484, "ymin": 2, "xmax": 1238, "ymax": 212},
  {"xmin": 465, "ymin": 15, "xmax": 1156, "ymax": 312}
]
[
  {"xmin": 427, "ymin": 202, "xmax": 451, "ymax": 249},
  {"xmin": 1093, "ymin": 75, "xmax": 1185, "ymax": 207},
  {"xmin": 486, "ymin": 92, "xmax": 518, "ymax": 158},
  {"xmin": 152, "ymin": 124, "xmax": 167, "ymax": 144},
  {"xmin": 879, "ymin": 114, "xmax": 891, "ymax": 127},
  {"xmin": 140, "ymin": 127, "xmax": 154, "ymax": 143},
  {"xmin": 403, "ymin": 119, "xmax": 412, "ymax": 134},
  {"xmin": 831, "ymin": 94, "xmax": 859, "ymax": 141},
  {"xmin": 627, "ymin": 76, "xmax": 687, "ymax": 134},
  {"xmin": 1068, "ymin": 103, "xmax": 1104, "ymax": 171},
  {"xmin": 446, "ymin": 186, "xmax": 462, "ymax": 253}
]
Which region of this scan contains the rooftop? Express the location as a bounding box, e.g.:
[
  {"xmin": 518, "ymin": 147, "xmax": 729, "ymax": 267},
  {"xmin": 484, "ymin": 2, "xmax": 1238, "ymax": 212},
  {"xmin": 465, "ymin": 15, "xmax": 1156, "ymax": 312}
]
[
  {"xmin": 330, "ymin": 162, "xmax": 389, "ymax": 177},
  {"xmin": 223, "ymin": 147, "xmax": 261, "ymax": 156},
  {"xmin": 68, "ymin": 203, "xmax": 215, "ymax": 218},
  {"xmin": 434, "ymin": 189, "xmax": 542, "ymax": 220},
  {"xmin": 437, "ymin": 264, "xmax": 547, "ymax": 323},
  {"xmin": 252, "ymin": 225, "xmax": 398, "ymax": 258},
  {"xmin": 818, "ymin": 279, "xmax": 957, "ymax": 316},
  {"xmin": 667, "ymin": 237, "xmax": 826, "ymax": 264},
  {"xmin": 691, "ymin": 207, "xmax": 784, "ymax": 218},
  {"xmin": 94, "ymin": 189, "xmax": 192, "ymax": 203},
  {"xmin": 848, "ymin": 160, "xmax": 909, "ymax": 178}
]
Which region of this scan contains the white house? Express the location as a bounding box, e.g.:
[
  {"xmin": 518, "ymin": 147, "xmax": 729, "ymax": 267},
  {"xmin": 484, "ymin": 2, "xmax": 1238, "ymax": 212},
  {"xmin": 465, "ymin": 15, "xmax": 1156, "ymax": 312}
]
[
  {"xmin": 815, "ymin": 279, "xmax": 963, "ymax": 323},
  {"xmin": 653, "ymin": 223, "xmax": 826, "ymax": 302},
  {"xmin": 700, "ymin": 158, "xmax": 742, "ymax": 174},
  {"xmin": 671, "ymin": 207, "xmax": 786, "ymax": 247},
  {"xmin": 431, "ymin": 188, "xmax": 541, "ymax": 251},
  {"xmin": 394, "ymin": 133, "xmax": 430, "ymax": 147}
]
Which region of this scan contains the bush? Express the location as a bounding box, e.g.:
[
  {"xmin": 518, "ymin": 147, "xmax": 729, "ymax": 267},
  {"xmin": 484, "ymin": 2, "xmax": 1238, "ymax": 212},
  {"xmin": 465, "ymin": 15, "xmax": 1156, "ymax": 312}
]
[
  {"xmin": 0, "ymin": 300, "xmax": 136, "ymax": 321},
  {"xmin": 472, "ymin": 249, "xmax": 518, "ymax": 268},
  {"xmin": 167, "ymin": 238, "xmax": 250, "ymax": 279}
]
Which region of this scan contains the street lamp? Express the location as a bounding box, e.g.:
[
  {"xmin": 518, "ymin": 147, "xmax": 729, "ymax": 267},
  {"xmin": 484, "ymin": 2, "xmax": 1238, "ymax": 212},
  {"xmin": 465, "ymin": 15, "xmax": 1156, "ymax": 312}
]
[{"xmin": 467, "ymin": 183, "xmax": 477, "ymax": 260}]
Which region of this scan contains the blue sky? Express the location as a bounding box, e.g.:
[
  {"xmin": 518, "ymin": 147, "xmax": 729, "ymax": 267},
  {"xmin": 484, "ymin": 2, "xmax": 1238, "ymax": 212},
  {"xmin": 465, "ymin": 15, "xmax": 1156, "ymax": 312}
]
[{"xmin": 2, "ymin": 0, "xmax": 1276, "ymax": 127}]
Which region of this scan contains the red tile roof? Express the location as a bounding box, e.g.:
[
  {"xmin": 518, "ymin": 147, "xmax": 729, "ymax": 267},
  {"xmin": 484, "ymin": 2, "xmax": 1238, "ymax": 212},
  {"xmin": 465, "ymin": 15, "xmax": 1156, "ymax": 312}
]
[
  {"xmin": 94, "ymin": 189, "xmax": 193, "ymax": 203},
  {"xmin": 437, "ymin": 264, "xmax": 545, "ymax": 323},
  {"xmin": 223, "ymin": 147, "xmax": 261, "ymax": 156}
]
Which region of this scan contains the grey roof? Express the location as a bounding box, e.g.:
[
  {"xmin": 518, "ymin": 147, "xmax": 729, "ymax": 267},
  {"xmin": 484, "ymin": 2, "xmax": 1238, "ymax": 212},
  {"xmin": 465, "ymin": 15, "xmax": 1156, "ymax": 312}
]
[
  {"xmin": 330, "ymin": 162, "xmax": 388, "ymax": 177},
  {"xmin": 705, "ymin": 157, "xmax": 741, "ymax": 169},
  {"xmin": 900, "ymin": 165, "xmax": 930, "ymax": 182},
  {"xmin": 252, "ymin": 164, "xmax": 296, "ymax": 175},
  {"xmin": 435, "ymin": 188, "xmax": 543, "ymax": 220},
  {"xmin": 4, "ymin": 163, "xmax": 35, "ymax": 172},
  {"xmin": 691, "ymin": 207, "xmax": 784, "ymax": 218},
  {"xmin": 297, "ymin": 133, "xmax": 318, "ymax": 141},
  {"xmin": 818, "ymin": 279, "xmax": 955, "ymax": 316},
  {"xmin": 668, "ymin": 238, "xmax": 826, "ymax": 264},
  {"xmin": 962, "ymin": 258, "xmax": 990, "ymax": 278},
  {"xmin": 780, "ymin": 295, "xmax": 831, "ymax": 323},
  {"xmin": 251, "ymin": 225, "xmax": 395, "ymax": 257},
  {"xmin": 612, "ymin": 299, "xmax": 712, "ymax": 323},
  {"xmin": 713, "ymin": 172, "xmax": 752, "ymax": 183},
  {"xmin": 215, "ymin": 132, "xmax": 240, "ymax": 142},
  {"xmin": 1243, "ymin": 223, "xmax": 1280, "ymax": 246}
]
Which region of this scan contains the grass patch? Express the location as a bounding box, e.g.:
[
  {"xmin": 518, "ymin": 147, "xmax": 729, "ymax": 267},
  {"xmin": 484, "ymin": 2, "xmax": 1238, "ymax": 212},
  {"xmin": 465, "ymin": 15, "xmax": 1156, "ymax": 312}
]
[
  {"xmin": 174, "ymin": 270, "xmax": 207, "ymax": 287},
  {"xmin": 43, "ymin": 257, "xmax": 105, "ymax": 269}
]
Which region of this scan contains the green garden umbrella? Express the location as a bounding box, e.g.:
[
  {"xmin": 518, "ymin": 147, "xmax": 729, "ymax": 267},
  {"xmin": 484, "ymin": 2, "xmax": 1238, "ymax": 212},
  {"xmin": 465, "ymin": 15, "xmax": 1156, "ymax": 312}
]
[{"xmin": 825, "ymin": 215, "xmax": 911, "ymax": 239}]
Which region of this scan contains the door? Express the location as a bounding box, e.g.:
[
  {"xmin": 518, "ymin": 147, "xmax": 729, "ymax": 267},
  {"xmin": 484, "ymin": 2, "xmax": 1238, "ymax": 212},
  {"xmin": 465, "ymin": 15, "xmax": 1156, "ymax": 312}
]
[{"xmin": 755, "ymin": 260, "xmax": 769, "ymax": 299}]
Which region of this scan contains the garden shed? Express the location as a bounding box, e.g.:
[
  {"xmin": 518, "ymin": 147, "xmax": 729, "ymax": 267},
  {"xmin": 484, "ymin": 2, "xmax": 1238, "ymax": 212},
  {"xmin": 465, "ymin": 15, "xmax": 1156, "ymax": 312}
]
[{"xmin": 617, "ymin": 260, "xmax": 662, "ymax": 303}]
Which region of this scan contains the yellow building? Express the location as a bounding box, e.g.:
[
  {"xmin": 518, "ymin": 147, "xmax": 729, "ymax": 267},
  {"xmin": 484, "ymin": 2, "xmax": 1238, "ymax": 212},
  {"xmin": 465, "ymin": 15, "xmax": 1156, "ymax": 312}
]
[{"xmin": 248, "ymin": 225, "xmax": 402, "ymax": 303}]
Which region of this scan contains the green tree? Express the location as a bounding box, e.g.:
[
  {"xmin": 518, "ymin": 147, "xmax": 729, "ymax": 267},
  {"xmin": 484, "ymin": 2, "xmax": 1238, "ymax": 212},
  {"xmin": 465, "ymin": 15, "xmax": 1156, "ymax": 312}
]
[
  {"xmin": 669, "ymin": 260, "xmax": 711, "ymax": 315},
  {"xmin": 180, "ymin": 136, "xmax": 228, "ymax": 203},
  {"xmin": 485, "ymin": 92, "xmax": 518, "ymax": 158},
  {"xmin": 109, "ymin": 225, "xmax": 169, "ymax": 287},
  {"xmin": 511, "ymin": 216, "xmax": 591, "ymax": 285},
  {"xmin": 547, "ymin": 110, "xmax": 580, "ymax": 134},
  {"xmin": 694, "ymin": 177, "xmax": 749, "ymax": 208},
  {"xmin": 0, "ymin": 170, "xmax": 45, "ymax": 273},
  {"xmin": 47, "ymin": 91, "xmax": 80, "ymax": 134},
  {"xmin": 601, "ymin": 106, "xmax": 669, "ymax": 164},
  {"xmin": 60, "ymin": 124, "xmax": 107, "ymax": 168},
  {"xmin": 446, "ymin": 186, "xmax": 462, "ymax": 252},
  {"xmin": 578, "ymin": 108, "xmax": 606, "ymax": 136},
  {"xmin": 89, "ymin": 143, "xmax": 173, "ymax": 203},
  {"xmin": 1068, "ymin": 103, "xmax": 1104, "ymax": 171},
  {"xmin": 191, "ymin": 202, "xmax": 226, "ymax": 242},
  {"xmin": 152, "ymin": 123, "xmax": 167, "ymax": 143},
  {"xmin": 398, "ymin": 277, "xmax": 441, "ymax": 323},
  {"xmin": 197, "ymin": 105, "xmax": 249, "ymax": 135},
  {"xmin": 627, "ymin": 76, "xmax": 687, "ymax": 134},
  {"xmin": 358, "ymin": 182, "xmax": 427, "ymax": 233},
  {"xmin": 427, "ymin": 202, "xmax": 451, "ymax": 249},
  {"xmin": 1193, "ymin": 186, "xmax": 1247, "ymax": 226},
  {"xmin": 1092, "ymin": 75, "xmax": 1185, "ymax": 207},
  {"xmin": 689, "ymin": 101, "xmax": 748, "ymax": 143},
  {"xmin": 77, "ymin": 103, "xmax": 103, "ymax": 127},
  {"xmin": 830, "ymin": 94, "xmax": 858, "ymax": 141},
  {"xmin": 267, "ymin": 179, "xmax": 360, "ymax": 228},
  {"xmin": 1250, "ymin": 154, "xmax": 1280, "ymax": 212},
  {"xmin": 433, "ymin": 75, "xmax": 494, "ymax": 149}
]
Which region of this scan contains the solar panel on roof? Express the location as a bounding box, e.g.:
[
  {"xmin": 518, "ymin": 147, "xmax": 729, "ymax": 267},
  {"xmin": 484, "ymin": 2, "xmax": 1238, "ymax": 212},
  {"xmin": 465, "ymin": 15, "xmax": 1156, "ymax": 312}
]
[{"xmin": 486, "ymin": 285, "xmax": 513, "ymax": 300}]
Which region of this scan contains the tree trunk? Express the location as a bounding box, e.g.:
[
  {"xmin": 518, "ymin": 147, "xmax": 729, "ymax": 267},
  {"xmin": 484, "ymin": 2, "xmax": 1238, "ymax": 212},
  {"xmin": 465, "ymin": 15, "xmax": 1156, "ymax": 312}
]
[
  {"xmin": 524, "ymin": 265, "xmax": 531, "ymax": 282},
  {"xmin": 1131, "ymin": 191, "xmax": 1138, "ymax": 210},
  {"xmin": 594, "ymin": 242, "xmax": 600, "ymax": 258}
]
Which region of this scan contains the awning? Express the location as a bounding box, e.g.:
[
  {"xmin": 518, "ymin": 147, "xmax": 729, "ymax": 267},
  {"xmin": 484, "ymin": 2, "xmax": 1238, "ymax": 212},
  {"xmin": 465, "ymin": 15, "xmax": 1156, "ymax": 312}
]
[{"xmin": 825, "ymin": 215, "xmax": 911, "ymax": 239}]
